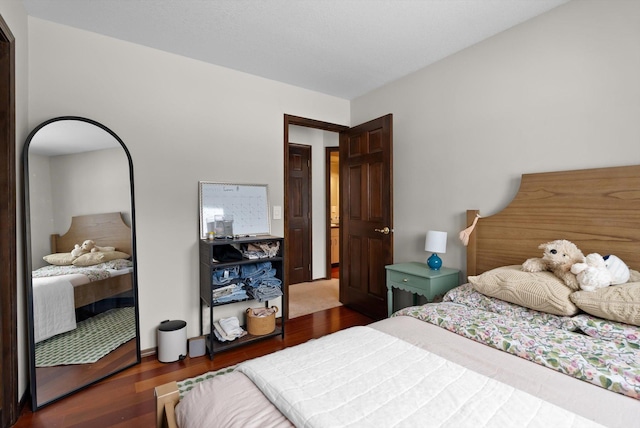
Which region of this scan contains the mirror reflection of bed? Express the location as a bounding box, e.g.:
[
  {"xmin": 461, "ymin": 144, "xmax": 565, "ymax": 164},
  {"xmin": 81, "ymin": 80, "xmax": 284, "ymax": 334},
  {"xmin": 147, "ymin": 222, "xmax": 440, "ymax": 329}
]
[
  {"xmin": 32, "ymin": 213, "xmax": 137, "ymax": 405},
  {"xmin": 24, "ymin": 117, "xmax": 140, "ymax": 409}
]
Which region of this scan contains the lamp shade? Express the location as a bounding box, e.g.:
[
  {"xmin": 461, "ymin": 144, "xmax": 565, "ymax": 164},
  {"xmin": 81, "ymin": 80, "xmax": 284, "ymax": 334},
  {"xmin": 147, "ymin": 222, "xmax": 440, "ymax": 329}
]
[{"xmin": 425, "ymin": 231, "xmax": 447, "ymax": 254}]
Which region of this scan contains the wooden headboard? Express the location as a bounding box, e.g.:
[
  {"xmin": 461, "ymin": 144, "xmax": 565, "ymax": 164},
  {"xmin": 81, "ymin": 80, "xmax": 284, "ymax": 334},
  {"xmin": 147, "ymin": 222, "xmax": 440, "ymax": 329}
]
[
  {"xmin": 466, "ymin": 165, "xmax": 640, "ymax": 276},
  {"xmin": 51, "ymin": 212, "xmax": 132, "ymax": 255}
]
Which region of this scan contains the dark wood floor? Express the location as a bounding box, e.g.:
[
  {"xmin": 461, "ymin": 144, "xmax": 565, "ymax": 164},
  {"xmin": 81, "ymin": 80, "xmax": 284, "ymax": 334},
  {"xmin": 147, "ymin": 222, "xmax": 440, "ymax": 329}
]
[
  {"xmin": 14, "ymin": 305, "xmax": 374, "ymax": 428},
  {"xmin": 331, "ymin": 265, "xmax": 340, "ymax": 279},
  {"xmin": 35, "ymin": 339, "xmax": 137, "ymax": 407}
]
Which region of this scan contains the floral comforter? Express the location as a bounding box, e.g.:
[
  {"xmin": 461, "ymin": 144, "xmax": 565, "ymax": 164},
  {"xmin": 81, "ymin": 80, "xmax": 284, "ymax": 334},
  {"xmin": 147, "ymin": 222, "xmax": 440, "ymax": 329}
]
[{"xmin": 393, "ymin": 284, "xmax": 640, "ymax": 400}]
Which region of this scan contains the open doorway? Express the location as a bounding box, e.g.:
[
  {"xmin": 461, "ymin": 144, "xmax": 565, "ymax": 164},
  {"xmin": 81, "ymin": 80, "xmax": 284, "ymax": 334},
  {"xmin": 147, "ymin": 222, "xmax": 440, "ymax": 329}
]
[
  {"xmin": 284, "ymin": 114, "xmax": 394, "ymax": 321},
  {"xmin": 326, "ymin": 147, "xmax": 340, "ymax": 280},
  {"xmin": 284, "ymin": 116, "xmax": 347, "ymax": 319}
]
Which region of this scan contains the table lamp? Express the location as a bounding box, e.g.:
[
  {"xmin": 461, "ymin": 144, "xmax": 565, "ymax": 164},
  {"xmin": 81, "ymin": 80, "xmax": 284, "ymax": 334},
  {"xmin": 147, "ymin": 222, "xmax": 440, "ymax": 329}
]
[{"xmin": 425, "ymin": 230, "xmax": 447, "ymax": 270}]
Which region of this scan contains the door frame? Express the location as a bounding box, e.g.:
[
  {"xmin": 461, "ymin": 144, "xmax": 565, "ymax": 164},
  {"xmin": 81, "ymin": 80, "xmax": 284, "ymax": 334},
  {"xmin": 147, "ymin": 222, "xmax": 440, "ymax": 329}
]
[
  {"xmin": 283, "ymin": 115, "xmax": 348, "ymax": 320},
  {"xmin": 325, "ymin": 147, "xmax": 339, "ymax": 278},
  {"xmin": 0, "ymin": 13, "xmax": 18, "ymax": 428}
]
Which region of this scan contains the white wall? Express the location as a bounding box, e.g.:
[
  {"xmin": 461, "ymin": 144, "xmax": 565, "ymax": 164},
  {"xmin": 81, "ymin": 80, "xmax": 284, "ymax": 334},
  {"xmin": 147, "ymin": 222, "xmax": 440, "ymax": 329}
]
[
  {"xmin": 27, "ymin": 147, "xmax": 131, "ymax": 269},
  {"xmin": 25, "ymin": 153, "xmax": 53, "ymax": 268},
  {"xmin": 0, "ymin": 0, "xmax": 30, "ymax": 405},
  {"xmin": 27, "ymin": 17, "xmax": 350, "ymax": 350},
  {"xmin": 352, "ymin": 0, "xmax": 640, "ymax": 278},
  {"xmin": 49, "ymin": 148, "xmax": 131, "ymax": 236}
]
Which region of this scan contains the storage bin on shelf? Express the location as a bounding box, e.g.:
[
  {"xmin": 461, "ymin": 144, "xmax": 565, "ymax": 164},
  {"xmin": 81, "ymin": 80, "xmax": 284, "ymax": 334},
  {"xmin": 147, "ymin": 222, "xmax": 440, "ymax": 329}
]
[{"xmin": 246, "ymin": 306, "xmax": 278, "ymax": 335}]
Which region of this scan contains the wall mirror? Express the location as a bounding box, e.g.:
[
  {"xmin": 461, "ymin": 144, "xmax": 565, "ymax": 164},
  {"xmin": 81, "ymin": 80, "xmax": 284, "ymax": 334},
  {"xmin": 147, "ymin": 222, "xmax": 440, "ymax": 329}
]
[{"xmin": 23, "ymin": 116, "xmax": 140, "ymax": 409}]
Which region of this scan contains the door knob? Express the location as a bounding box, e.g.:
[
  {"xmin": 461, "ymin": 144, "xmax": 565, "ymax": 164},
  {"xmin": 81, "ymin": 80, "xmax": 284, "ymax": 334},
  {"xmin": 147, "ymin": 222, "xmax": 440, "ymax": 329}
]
[{"xmin": 374, "ymin": 227, "xmax": 391, "ymax": 235}]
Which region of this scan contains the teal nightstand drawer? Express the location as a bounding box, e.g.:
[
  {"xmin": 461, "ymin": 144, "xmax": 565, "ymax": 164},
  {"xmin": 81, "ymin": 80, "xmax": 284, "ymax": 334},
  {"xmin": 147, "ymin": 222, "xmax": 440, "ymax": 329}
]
[
  {"xmin": 385, "ymin": 262, "xmax": 460, "ymax": 316},
  {"xmin": 387, "ymin": 270, "xmax": 425, "ymax": 288}
]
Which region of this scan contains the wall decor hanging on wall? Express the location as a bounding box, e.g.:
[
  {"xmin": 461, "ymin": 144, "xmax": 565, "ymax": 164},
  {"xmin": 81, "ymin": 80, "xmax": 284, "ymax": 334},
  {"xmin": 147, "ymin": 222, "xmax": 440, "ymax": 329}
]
[{"xmin": 198, "ymin": 182, "xmax": 270, "ymax": 238}]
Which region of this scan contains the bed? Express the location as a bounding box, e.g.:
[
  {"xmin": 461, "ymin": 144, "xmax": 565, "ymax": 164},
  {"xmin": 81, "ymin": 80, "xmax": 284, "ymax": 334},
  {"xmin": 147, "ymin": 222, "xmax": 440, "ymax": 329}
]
[
  {"xmin": 31, "ymin": 212, "xmax": 134, "ymax": 343},
  {"xmin": 155, "ymin": 165, "xmax": 640, "ymax": 427}
]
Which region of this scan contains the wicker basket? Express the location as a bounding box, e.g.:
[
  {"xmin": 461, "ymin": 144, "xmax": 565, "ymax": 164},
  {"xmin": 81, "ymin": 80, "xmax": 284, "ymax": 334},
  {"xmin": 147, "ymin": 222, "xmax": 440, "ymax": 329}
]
[{"xmin": 245, "ymin": 306, "xmax": 278, "ymax": 336}]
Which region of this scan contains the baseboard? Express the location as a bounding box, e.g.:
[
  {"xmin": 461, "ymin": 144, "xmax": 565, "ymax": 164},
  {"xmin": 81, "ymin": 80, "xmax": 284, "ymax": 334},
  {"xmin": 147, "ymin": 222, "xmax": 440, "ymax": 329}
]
[
  {"xmin": 141, "ymin": 347, "xmax": 157, "ymax": 358},
  {"xmin": 15, "ymin": 387, "xmax": 29, "ymax": 423},
  {"xmin": 141, "ymin": 335, "xmax": 214, "ymax": 358}
]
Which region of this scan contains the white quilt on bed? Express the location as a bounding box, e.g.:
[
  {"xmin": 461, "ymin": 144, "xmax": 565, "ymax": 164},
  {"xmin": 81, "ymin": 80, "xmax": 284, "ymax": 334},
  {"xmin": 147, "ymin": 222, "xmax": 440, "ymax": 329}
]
[
  {"xmin": 32, "ymin": 276, "xmax": 76, "ymax": 343},
  {"xmin": 237, "ymin": 326, "xmax": 603, "ymax": 428}
]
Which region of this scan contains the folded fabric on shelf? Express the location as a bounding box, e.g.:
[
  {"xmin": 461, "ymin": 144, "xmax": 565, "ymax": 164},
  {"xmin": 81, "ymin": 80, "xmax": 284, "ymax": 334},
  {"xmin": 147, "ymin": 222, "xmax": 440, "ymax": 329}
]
[
  {"xmin": 211, "ymin": 265, "xmax": 240, "ymax": 286},
  {"xmin": 242, "ymin": 243, "xmax": 269, "ymax": 259},
  {"xmin": 241, "ymin": 262, "xmax": 276, "ymax": 281},
  {"xmin": 213, "ymin": 322, "xmax": 234, "ymax": 342},
  {"xmin": 247, "ymin": 279, "xmax": 283, "ymax": 302},
  {"xmin": 258, "ymin": 241, "xmax": 280, "ymax": 258},
  {"xmin": 219, "ymin": 316, "xmax": 245, "ymax": 337},
  {"xmin": 212, "ymin": 283, "xmax": 248, "ymax": 304},
  {"xmin": 241, "ymin": 242, "xmax": 280, "ymax": 259},
  {"xmin": 211, "ymin": 284, "xmax": 235, "ymax": 300},
  {"xmin": 211, "ymin": 244, "xmax": 243, "ymax": 263},
  {"xmin": 210, "ymin": 261, "xmax": 281, "ymax": 304},
  {"xmin": 213, "ymin": 317, "xmax": 247, "ymax": 342}
]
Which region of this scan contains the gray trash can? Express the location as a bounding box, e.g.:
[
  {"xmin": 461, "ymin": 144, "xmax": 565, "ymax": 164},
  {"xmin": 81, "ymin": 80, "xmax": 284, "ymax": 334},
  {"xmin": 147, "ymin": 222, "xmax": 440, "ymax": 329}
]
[{"xmin": 157, "ymin": 320, "xmax": 187, "ymax": 363}]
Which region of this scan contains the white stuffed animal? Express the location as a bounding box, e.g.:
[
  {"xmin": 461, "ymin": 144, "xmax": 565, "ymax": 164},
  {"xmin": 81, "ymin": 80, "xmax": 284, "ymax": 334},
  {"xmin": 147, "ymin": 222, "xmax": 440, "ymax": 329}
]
[
  {"xmin": 80, "ymin": 239, "xmax": 115, "ymax": 253},
  {"xmin": 603, "ymin": 254, "xmax": 630, "ymax": 285},
  {"xmin": 570, "ymin": 253, "xmax": 612, "ymax": 292},
  {"xmin": 71, "ymin": 244, "xmax": 87, "ymax": 258}
]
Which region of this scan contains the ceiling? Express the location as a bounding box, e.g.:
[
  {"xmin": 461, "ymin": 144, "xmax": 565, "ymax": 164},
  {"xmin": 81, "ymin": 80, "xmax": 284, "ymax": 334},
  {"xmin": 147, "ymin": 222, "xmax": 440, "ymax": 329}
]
[
  {"xmin": 23, "ymin": 0, "xmax": 570, "ymax": 100},
  {"xmin": 28, "ymin": 119, "xmax": 121, "ymax": 156}
]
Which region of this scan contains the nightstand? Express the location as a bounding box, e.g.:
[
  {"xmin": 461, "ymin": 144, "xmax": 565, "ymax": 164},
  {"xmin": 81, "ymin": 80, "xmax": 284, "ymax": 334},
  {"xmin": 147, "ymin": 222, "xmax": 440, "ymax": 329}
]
[{"xmin": 385, "ymin": 262, "xmax": 460, "ymax": 316}]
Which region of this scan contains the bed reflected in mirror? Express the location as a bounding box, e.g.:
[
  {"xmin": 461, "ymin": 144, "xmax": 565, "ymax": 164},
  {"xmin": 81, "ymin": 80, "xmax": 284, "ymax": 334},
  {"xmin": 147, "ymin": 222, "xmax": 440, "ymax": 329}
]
[{"xmin": 23, "ymin": 117, "xmax": 140, "ymax": 409}]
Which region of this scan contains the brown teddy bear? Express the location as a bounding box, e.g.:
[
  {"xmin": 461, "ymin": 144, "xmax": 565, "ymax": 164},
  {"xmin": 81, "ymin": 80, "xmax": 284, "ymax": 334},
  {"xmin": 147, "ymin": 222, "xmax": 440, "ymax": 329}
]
[{"xmin": 521, "ymin": 239, "xmax": 585, "ymax": 291}]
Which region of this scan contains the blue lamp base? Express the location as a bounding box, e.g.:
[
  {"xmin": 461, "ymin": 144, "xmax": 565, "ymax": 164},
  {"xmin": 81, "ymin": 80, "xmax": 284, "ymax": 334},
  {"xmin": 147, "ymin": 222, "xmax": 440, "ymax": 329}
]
[{"xmin": 427, "ymin": 253, "xmax": 442, "ymax": 270}]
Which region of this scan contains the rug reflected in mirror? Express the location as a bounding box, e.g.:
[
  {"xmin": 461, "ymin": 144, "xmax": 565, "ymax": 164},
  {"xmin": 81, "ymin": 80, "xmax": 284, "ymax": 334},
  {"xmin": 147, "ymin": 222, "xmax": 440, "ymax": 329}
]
[
  {"xmin": 289, "ymin": 279, "xmax": 342, "ymax": 318},
  {"xmin": 36, "ymin": 306, "xmax": 136, "ymax": 367}
]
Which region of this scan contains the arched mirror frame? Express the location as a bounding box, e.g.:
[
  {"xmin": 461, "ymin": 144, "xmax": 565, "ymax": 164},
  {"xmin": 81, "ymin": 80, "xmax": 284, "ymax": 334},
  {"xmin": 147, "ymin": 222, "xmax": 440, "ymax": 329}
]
[{"xmin": 22, "ymin": 116, "xmax": 140, "ymax": 410}]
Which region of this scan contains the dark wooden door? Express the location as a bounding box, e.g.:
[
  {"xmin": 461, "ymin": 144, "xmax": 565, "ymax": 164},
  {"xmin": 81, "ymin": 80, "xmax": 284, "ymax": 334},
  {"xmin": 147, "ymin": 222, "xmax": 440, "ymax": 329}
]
[
  {"xmin": 286, "ymin": 143, "xmax": 312, "ymax": 284},
  {"xmin": 339, "ymin": 114, "xmax": 393, "ymax": 320},
  {"xmin": 0, "ymin": 14, "xmax": 17, "ymax": 428}
]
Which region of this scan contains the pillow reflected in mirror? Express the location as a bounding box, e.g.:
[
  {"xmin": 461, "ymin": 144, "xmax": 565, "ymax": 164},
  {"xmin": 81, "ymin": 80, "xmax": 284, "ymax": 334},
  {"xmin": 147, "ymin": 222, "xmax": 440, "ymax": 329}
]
[
  {"xmin": 72, "ymin": 251, "xmax": 131, "ymax": 267},
  {"xmin": 42, "ymin": 252, "xmax": 76, "ymax": 266}
]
